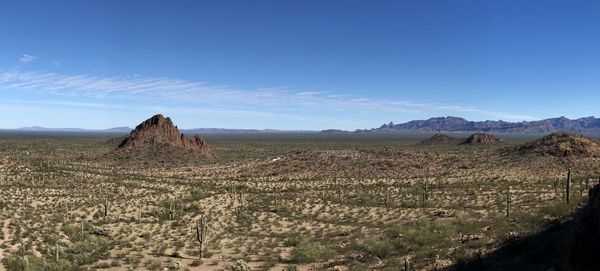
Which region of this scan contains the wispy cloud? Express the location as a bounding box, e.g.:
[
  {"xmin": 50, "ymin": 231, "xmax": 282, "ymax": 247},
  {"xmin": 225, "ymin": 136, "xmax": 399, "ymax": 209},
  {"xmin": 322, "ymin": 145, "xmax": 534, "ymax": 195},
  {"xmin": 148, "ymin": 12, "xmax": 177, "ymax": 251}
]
[
  {"xmin": 19, "ymin": 54, "xmax": 36, "ymax": 63},
  {"xmin": 0, "ymin": 70, "xmax": 538, "ymax": 123},
  {"xmin": 2, "ymin": 98, "xmax": 128, "ymax": 109}
]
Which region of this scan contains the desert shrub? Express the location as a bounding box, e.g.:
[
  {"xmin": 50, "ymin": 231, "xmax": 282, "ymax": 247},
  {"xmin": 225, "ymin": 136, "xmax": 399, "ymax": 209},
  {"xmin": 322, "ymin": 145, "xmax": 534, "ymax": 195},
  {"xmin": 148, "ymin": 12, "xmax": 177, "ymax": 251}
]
[
  {"xmin": 284, "ymin": 233, "xmax": 308, "ymax": 247},
  {"xmin": 291, "ymin": 242, "xmax": 335, "ymax": 263},
  {"xmin": 544, "ymin": 202, "xmax": 575, "ymax": 219},
  {"xmin": 230, "ymin": 259, "xmax": 252, "ymax": 271},
  {"xmin": 189, "ymin": 259, "xmax": 203, "ymax": 267},
  {"xmin": 387, "ymin": 219, "xmax": 458, "ymax": 253},
  {"xmin": 2, "ymin": 253, "xmax": 80, "ymax": 271},
  {"xmin": 64, "ymin": 238, "xmax": 112, "ymax": 265},
  {"xmin": 362, "ymin": 237, "xmax": 395, "ymax": 258}
]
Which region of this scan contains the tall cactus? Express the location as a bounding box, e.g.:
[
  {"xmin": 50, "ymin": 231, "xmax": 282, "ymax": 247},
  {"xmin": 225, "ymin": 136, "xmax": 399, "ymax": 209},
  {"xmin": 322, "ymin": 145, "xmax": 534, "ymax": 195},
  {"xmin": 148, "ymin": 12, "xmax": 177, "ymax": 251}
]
[
  {"xmin": 506, "ymin": 185, "xmax": 511, "ymax": 220},
  {"xmin": 586, "ymin": 178, "xmax": 591, "ymax": 192},
  {"xmin": 239, "ymin": 190, "xmax": 246, "ymax": 211},
  {"xmin": 63, "ymin": 201, "xmax": 69, "ymax": 221},
  {"xmin": 383, "ymin": 187, "xmax": 389, "ymax": 209},
  {"xmin": 103, "ymin": 199, "xmax": 109, "ymax": 217},
  {"xmin": 55, "ymin": 243, "xmax": 60, "ymax": 262},
  {"xmin": 168, "ymin": 200, "xmax": 174, "ymax": 220},
  {"xmin": 566, "ymin": 169, "xmax": 572, "ymax": 204},
  {"xmin": 421, "ymin": 182, "xmax": 429, "ymax": 208},
  {"xmin": 196, "ymin": 218, "xmax": 209, "ymax": 259},
  {"xmin": 80, "ymin": 221, "xmax": 84, "ymax": 239}
]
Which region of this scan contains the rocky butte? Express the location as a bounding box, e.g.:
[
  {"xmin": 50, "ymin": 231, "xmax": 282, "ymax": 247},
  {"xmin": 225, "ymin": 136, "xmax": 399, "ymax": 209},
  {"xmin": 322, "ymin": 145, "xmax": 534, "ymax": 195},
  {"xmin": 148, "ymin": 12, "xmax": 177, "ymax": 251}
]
[
  {"xmin": 461, "ymin": 133, "xmax": 503, "ymax": 145},
  {"xmin": 115, "ymin": 114, "xmax": 213, "ymax": 157}
]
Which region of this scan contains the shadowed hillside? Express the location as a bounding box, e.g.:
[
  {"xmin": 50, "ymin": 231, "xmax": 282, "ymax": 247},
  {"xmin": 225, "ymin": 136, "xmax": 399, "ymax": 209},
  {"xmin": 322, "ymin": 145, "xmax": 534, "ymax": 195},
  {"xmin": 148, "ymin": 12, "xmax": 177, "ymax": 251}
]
[{"xmin": 451, "ymin": 180, "xmax": 600, "ymax": 271}]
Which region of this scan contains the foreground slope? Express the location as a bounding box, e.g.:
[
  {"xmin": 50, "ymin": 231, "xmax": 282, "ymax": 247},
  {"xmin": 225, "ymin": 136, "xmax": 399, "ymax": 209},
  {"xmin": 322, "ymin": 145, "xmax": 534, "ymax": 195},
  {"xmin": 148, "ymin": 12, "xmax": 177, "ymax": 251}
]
[{"xmin": 453, "ymin": 179, "xmax": 600, "ymax": 271}]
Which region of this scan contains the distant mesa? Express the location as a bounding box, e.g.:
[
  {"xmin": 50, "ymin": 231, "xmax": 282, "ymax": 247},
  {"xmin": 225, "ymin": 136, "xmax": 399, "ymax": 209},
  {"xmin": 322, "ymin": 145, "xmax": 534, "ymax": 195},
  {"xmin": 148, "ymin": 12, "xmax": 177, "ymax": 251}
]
[
  {"xmin": 16, "ymin": 126, "xmax": 132, "ymax": 133},
  {"xmin": 519, "ymin": 132, "xmax": 600, "ymax": 158},
  {"xmin": 461, "ymin": 133, "xmax": 503, "ymax": 145},
  {"xmin": 419, "ymin": 133, "xmax": 461, "ymax": 145},
  {"xmin": 113, "ymin": 114, "xmax": 213, "ymax": 157},
  {"xmin": 320, "ymin": 129, "xmax": 351, "ymax": 134}
]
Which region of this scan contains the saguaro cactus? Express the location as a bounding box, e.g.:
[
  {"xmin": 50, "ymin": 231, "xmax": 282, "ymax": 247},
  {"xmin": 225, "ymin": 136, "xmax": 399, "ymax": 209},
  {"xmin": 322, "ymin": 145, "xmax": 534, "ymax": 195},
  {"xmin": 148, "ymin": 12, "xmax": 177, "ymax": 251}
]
[
  {"xmin": 383, "ymin": 188, "xmax": 389, "ymax": 208},
  {"xmin": 196, "ymin": 218, "xmax": 209, "ymax": 259},
  {"xmin": 63, "ymin": 201, "xmax": 69, "ymax": 220},
  {"xmin": 239, "ymin": 190, "xmax": 246, "ymax": 211},
  {"xmin": 168, "ymin": 200, "xmax": 174, "ymax": 220},
  {"xmin": 103, "ymin": 199, "xmax": 109, "ymax": 217},
  {"xmin": 55, "ymin": 243, "xmax": 60, "ymax": 262},
  {"xmin": 421, "ymin": 182, "xmax": 429, "ymax": 207},
  {"xmin": 506, "ymin": 186, "xmax": 511, "ymax": 220},
  {"xmin": 566, "ymin": 169, "xmax": 572, "ymax": 204}
]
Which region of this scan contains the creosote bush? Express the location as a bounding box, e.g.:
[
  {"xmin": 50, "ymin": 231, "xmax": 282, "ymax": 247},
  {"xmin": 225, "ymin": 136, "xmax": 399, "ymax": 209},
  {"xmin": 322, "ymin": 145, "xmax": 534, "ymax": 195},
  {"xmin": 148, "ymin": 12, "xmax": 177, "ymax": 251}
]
[{"xmin": 291, "ymin": 242, "xmax": 335, "ymax": 263}]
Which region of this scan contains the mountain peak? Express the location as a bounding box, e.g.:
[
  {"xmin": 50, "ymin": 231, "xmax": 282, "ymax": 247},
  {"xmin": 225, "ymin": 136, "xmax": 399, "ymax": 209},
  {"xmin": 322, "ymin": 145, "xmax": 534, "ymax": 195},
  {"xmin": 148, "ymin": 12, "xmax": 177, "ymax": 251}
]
[{"xmin": 116, "ymin": 114, "xmax": 213, "ymax": 157}]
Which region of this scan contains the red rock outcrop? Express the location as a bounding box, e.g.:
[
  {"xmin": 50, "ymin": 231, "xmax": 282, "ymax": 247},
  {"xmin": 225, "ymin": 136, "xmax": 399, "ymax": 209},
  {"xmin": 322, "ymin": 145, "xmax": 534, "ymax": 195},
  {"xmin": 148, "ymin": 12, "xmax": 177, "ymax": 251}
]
[{"xmin": 116, "ymin": 114, "xmax": 213, "ymax": 156}]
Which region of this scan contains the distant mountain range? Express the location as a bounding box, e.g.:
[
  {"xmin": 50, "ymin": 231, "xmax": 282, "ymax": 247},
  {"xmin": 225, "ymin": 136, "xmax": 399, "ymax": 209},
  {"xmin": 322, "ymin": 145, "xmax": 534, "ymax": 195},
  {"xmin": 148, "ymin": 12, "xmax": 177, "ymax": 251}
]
[
  {"xmin": 13, "ymin": 126, "xmax": 133, "ymax": 133},
  {"xmin": 180, "ymin": 128, "xmax": 312, "ymax": 134},
  {"xmin": 5, "ymin": 116, "xmax": 600, "ymax": 134},
  {"xmin": 5, "ymin": 126, "xmax": 312, "ymax": 134},
  {"xmin": 360, "ymin": 116, "xmax": 600, "ymax": 134}
]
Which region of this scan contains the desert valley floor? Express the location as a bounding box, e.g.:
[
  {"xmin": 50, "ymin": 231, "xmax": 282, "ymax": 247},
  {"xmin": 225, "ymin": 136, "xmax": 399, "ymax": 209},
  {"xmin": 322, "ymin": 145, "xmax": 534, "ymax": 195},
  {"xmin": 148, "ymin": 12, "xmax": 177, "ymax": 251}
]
[{"xmin": 0, "ymin": 132, "xmax": 599, "ymax": 271}]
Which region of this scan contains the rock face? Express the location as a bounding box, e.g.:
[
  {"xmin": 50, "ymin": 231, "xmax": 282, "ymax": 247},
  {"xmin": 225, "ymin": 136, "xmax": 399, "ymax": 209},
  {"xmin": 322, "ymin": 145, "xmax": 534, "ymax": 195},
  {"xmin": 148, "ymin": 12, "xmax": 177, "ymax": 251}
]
[
  {"xmin": 519, "ymin": 132, "xmax": 600, "ymax": 158},
  {"xmin": 461, "ymin": 133, "xmax": 503, "ymax": 145},
  {"xmin": 116, "ymin": 114, "xmax": 213, "ymax": 156},
  {"xmin": 419, "ymin": 133, "xmax": 461, "ymax": 145}
]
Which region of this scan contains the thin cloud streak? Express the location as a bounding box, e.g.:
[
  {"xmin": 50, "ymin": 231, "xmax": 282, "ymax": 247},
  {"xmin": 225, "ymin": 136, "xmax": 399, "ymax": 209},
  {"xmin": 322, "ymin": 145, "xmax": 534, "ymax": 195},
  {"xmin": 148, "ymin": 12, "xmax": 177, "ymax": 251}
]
[
  {"xmin": 2, "ymin": 99, "xmax": 128, "ymax": 109},
  {"xmin": 0, "ymin": 70, "xmax": 538, "ymax": 122},
  {"xmin": 19, "ymin": 54, "xmax": 37, "ymax": 63}
]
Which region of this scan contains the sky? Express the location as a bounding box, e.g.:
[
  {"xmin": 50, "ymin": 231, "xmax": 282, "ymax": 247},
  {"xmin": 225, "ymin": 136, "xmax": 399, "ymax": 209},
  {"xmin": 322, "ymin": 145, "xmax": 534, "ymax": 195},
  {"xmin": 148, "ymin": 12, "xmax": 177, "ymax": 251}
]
[{"xmin": 0, "ymin": 0, "xmax": 599, "ymax": 130}]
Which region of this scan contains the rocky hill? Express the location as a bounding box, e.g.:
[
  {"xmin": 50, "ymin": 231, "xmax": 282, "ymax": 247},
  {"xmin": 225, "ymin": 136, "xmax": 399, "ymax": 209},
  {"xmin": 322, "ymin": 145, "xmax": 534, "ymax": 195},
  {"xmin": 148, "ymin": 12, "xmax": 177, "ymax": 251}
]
[
  {"xmin": 519, "ymin": 132, "xmax": 600, "ymax": 158},
  {"xmin": 111, "ymin": 114, "xmax": 213, "ymax": 160},
  {"xmin": 461, "ymin": 133, "xmax": 503, "ymax": 144},
  {"xmin": 363, "ymin": 116, "xmax": 600, "ymax": 134},
  {"xmin": 418, "ymin": 133, "xmax": 461, "ymax": 145}
]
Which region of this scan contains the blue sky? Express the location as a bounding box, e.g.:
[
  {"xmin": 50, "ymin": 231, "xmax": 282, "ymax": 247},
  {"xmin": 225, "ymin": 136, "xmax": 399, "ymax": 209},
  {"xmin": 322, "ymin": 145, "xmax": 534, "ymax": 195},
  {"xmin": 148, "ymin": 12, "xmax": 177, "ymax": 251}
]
[{"xmin": 1, "ymin": 0, "xmax": 599, "ymax": 130}]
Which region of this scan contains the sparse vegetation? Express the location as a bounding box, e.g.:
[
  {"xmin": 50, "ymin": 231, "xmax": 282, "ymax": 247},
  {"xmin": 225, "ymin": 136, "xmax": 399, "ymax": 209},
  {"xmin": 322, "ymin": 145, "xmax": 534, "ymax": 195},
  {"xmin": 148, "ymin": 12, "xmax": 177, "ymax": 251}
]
[{"xmin": 0, "ymin": 131, "xmax": 598, "ymax": 270}]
